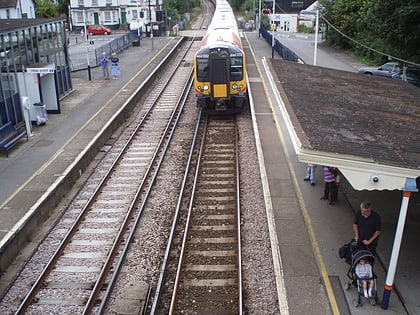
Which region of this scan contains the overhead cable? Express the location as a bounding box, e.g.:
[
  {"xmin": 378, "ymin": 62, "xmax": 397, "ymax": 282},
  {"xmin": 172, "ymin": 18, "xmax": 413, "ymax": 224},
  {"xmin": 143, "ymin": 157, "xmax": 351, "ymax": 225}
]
[{"xmin": 321, "ymin": 15, "xmax": 420, "ymax": 67}]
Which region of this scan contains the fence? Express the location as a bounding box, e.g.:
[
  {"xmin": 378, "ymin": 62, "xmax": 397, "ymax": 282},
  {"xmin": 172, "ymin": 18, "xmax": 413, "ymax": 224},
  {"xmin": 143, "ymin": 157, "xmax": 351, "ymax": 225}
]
[
  {"xmin": 259, "ymin": 28, "xmax": 303, "ymax": 63},
  {"xmin": 69, "ymin": 32, "xmax": 137, "ymax": 71}
]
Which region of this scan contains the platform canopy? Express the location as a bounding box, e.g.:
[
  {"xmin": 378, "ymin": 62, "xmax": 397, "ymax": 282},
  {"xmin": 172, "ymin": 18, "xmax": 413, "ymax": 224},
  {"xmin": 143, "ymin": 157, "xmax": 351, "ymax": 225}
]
[{"xmin": 268, "ymin": 59, "xmax": 420, "ymax": 191}]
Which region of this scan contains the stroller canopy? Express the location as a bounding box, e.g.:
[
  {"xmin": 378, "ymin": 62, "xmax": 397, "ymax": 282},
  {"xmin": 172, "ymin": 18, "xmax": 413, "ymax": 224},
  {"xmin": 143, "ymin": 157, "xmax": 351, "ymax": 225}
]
[{"xmin": 351, "ymin": 249, "xmax": 376, "ymax": 271}]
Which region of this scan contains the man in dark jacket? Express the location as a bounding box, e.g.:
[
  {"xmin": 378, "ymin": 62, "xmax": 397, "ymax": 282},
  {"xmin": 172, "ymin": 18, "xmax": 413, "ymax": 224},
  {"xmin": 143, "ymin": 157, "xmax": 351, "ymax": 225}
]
[{"xmin": 353, "ymin": 200, "xmax": 381, "ymax": 256}]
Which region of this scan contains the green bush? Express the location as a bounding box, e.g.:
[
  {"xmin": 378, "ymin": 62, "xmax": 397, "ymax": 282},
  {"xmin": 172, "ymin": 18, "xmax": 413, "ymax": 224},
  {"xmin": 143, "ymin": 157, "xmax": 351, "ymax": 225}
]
[{"xmin": 297, "ymin": 24, "xmax": 314, "ymax": 34}]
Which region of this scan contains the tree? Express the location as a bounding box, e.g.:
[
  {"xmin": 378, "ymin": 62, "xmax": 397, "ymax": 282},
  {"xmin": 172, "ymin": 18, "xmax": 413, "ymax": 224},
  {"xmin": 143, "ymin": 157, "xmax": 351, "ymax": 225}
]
[
  {"xmin": 359, "ymin": 0, "xmax": 420, "ymax": 63},
  {"xmin": 320, "ymin": 0, "xmax": 420, "ymax": 64},
  {"xmin": 56, "ymin": 0, "xmax": 69, "ymax": 18},
  {"xmin": 36, "ymin": 0, "xmax": 59, "ymax": 18},
  {"xmin": 166, "ymin": 0, "xmax": 200, "ymax": 14}
]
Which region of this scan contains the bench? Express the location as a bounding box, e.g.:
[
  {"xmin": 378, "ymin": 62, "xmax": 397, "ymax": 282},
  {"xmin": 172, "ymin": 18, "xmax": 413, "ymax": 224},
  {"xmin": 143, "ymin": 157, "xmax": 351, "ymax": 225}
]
[{"xmin": 0, "ymin": 121, "xmax": 28, "ymax": 157}]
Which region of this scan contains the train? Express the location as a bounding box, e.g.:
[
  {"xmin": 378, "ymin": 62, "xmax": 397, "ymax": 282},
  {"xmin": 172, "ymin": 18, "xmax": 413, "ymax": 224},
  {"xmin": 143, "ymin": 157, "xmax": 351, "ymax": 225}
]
[{"xmin": 194, "ymin": 0, "xmax": 248, "ymax": 114}]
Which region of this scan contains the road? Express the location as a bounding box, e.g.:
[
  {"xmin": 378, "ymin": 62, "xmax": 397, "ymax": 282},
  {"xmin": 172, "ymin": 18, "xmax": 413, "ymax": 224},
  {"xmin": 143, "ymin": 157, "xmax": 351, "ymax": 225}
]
[{"xmin": 275, "ymin": 32, "xmax": 365, "ymax": 72}]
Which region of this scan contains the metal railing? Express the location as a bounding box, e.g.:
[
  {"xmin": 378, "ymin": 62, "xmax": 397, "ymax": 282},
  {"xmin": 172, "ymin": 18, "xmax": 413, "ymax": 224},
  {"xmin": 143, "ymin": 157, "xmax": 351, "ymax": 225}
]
[
  {"xmin": 69, "ymin": 32, "xmax": 138, "ymax": 71},
  {"xmin": 259, "ymin": 27, "xmax": 302, "ymax": 63}
]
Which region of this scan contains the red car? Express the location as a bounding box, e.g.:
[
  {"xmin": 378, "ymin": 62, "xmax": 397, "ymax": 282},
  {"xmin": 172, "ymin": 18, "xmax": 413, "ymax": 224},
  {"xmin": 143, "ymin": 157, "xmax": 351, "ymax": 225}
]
[{"xmin": 87, "ymin": 24, "xmax": 111, "ymax": 35}]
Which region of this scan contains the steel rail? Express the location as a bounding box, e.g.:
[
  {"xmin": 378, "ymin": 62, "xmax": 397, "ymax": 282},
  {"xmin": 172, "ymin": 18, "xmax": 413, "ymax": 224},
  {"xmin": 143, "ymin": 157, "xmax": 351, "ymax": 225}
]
[
  {"xmin": 84, "ymin": 38, "xmax": 198, "ymax": 314},
  {"xmin": 235, "ymin": 119, "xmax": 243, "ymax": 314},
  {"xmin": 169, "ymin": 115, "xmax": 210, "ymax": 314},
  {"xmin": 167, "ymin": 116, "xmax": 243, "ymax": 314},
  {"xmin": 15, "ymin": 39, "xmax": 195, "ymax": 315},
  {"xmin": 149, "ymin": 111, "xmax": 205, "ymax": 314},
  {"xmin": 97, "ymin": 73, "xmax": 194, "ymax": 314}
]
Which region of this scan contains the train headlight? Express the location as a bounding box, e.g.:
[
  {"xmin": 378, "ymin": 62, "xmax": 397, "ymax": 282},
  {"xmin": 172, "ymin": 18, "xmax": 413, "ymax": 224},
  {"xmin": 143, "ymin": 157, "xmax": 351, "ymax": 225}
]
[
  {"xmin": 198, "ymin": 85, "xmax": 209, "ymax": 92},
  {"xmin": 232, "ymin": 83, "xmax": 238, "ymax": 89},
  {"xmin": 239, "ymin": 84, "xmax": 243, "ymax": 89}
]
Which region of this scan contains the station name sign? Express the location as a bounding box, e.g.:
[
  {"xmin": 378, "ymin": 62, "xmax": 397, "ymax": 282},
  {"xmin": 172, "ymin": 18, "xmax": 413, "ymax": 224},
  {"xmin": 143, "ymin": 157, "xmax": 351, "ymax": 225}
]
[{"xmin": 26, "ymin": 66, "xmax": 55, "ymax": 74}]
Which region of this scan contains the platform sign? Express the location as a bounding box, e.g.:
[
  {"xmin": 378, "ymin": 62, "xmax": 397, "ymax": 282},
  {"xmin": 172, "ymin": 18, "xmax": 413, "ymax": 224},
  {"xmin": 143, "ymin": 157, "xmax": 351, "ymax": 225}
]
[
  {"xmin": 26, "ymin": 67, "xmax": 55, "ymax": 74},
  {"xmin": 26, "ymin": 64, "xmax": 55, "ymax": 75}
]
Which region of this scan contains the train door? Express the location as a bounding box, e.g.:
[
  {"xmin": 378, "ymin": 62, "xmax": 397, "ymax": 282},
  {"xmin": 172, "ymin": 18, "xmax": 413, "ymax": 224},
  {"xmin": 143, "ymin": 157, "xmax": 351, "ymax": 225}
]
[{"xmin": 208, "ymin": 50, "xmax": 230, "ymax": 99}]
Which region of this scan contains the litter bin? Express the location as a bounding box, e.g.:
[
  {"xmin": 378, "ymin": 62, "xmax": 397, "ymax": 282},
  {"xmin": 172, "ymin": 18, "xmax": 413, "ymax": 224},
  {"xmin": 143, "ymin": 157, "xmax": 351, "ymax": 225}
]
[
  {"xmin": 31, "ymin": 102, "xmax": 48, "ymax": 125},
  {"xmin": 130, "ymin": 30, "xmax": 141, "ymax": 46}
]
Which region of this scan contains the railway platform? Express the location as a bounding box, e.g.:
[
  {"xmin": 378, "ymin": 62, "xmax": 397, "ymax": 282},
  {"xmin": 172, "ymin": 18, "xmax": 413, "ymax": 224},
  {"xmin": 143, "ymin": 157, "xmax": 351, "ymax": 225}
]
[
  {"xmin": 244, "ymin": 30, "xmax": 418, "ymax": 315},
  {"xmin": 0, "ymin": 29, "xmax": 418, "ymax": 315}
]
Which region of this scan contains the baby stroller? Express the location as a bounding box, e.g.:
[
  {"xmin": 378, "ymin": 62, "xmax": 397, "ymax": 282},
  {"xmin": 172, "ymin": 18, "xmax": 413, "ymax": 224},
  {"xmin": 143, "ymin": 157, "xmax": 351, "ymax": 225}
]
[{"xmin": 339, "ymin": 240, "xmax": 379, "ymax": 307}]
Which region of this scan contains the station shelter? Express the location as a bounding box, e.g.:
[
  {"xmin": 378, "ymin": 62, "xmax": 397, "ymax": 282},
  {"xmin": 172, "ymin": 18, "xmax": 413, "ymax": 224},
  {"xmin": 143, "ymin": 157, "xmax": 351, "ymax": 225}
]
[{"xmin": 0, "ymin": 18, "xmax": 72, "ymax": 130}]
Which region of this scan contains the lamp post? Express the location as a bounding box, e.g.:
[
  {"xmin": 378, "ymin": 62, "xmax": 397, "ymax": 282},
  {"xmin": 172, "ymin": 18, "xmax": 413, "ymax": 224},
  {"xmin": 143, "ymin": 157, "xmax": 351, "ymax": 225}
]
[
  {"xmin": 257, "ymin": 0, "xmax": 261, "ymax": 37},
  {"xmin": 137, "ymin": 1, "xmax": 140, "ymax": 39},
  {"xmin": 271, "ymin": 0, "xmax": 275, "ymax": 58},
  {"xmin": 301, "ymin": 9, "xmax": 319, "ymax": 66},
  {"xmin": 148, "ymin": 0, "xmax": 154, "ymax": 50},
  {"xmin": 82, "ymin": 9, "xmax": 91, "ymax": 80},
  {"xmin": 314, "ymin": 10, "xmax": 319, "ymax": 66},
  {"xmin": 253, "ymin": 0, "xmax": 255, "ymax": 30}
]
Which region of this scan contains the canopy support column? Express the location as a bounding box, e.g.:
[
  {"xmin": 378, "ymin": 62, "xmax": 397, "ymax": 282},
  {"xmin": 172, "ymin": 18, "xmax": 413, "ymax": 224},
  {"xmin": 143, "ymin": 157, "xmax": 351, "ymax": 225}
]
[{"xmin": 381, "ymin": 178, "xmax": 418, "ymax": 309}]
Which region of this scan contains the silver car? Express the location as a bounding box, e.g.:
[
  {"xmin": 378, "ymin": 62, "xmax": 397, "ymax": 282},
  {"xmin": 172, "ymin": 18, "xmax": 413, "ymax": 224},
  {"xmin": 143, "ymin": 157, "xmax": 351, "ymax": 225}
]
[
  {"xmin": 358, "ymin": 62, "xmax": 402, "ymax": 77},
  {"xmin": 392, "ymin": 65, "xmax": 420, "ymax": 88}
]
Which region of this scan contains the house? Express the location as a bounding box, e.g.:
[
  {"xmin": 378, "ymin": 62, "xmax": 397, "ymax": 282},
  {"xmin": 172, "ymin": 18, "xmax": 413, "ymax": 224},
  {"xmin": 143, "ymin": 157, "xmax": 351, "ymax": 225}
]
[
  {"xmin": 0, "ymin": 0, "xmax": 35, "ymax": 19},
  {"xmin": 69, "ymin": 0, "xmax": 161, "ymax": 31},
  {"xmin": 273, "ymin": 0, "xmax": 316, "ymax": 13},
  {"xmin": 264, "ymin": 0, "xmax": 318, "ymax": 33}
]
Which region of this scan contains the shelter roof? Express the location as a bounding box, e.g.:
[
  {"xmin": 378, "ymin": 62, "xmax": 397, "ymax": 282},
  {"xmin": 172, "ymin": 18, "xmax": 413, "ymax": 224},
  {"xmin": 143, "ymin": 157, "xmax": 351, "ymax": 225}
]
[
  {"xmin": 0, "ymin": 18, "xmax": 64, "ymax": 34},
  {"xmin": 267, "ymin": 59, "xmax": 420, "ymax": 191},
  {"xmin": 0, "ymin": 0, "xmax": 17, "ymax": 9}
]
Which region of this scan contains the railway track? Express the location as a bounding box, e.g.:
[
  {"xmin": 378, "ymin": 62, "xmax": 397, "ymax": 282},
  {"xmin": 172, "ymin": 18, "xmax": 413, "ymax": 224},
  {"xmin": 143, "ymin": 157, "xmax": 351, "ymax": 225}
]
[
  {"xmin": 13, "ymin": 39, "xmax": 198, "ymax": 315},
  {"xmin": 153, "ymin": 115, "xmax": 243, "ymax": 314},
  {"xmin": 2, "ymin": 3, "xmax": 284, "ymax": 314}
]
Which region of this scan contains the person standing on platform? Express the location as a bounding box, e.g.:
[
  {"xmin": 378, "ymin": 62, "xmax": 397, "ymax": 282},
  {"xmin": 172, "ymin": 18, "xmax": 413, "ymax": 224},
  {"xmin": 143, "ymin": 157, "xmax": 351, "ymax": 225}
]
[
  {"xmin": 88, "ymin": 34, "xmax": 94, "ymax": 45},
  {"xmin": 100, "ymin": 52, "xmax": 110, "ymax": 80},
  {"xmin": 353, "ymin": 201, "xmax": 381, "ymax": 256},
  {"xmin": 320, "ymin": 165, "xmax": 338, "ymax": 205},
  {"xmin": 304, "ymin": 163, "xmax": 316, "ymax": 186},
  {"xmin": 110, "ymin": 53, "xmax": 120, "ymax": 80}
]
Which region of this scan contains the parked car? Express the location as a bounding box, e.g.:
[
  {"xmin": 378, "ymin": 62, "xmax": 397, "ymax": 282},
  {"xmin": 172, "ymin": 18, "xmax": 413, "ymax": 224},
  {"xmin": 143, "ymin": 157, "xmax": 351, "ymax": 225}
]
[
  {"xmin": 358, "ymin": 62, "xmax": 402, "ymax": 77},
  {"xmin": 87, "ymin": 24, "xmax": 111, "ymax": 35},
  {"xmin": 392, "ymin": 65, "xmax": 420, "ymax": 88}
]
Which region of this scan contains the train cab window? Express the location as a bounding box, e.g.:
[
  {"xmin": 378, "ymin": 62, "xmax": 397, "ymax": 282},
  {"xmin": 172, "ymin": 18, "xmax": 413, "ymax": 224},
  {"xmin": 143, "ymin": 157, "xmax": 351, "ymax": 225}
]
[
  {"xmin": 197, "ymin": 58, "xmax": 209, "ymax": 82},
  {"xmin": 212, "ymin": 59, "xmax": 228, "ymax": 83},
  {"xmin": 230, "ymin": 57, "xmax": 243, "ymax": 80}
]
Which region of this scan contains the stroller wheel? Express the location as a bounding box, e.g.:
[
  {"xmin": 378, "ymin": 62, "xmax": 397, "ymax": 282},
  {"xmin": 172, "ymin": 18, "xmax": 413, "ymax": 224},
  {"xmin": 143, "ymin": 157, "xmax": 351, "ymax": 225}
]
[
  {"xmin": 352, "ymin": 298, "xmax": 362, "ymax": 307},
  {"xmin": 369, "ymin": 297, "xmax": 376, "ymax": 306},
  {"xmin": 344, "ymin": 282, "xmax": 351, "ymax": 291}
]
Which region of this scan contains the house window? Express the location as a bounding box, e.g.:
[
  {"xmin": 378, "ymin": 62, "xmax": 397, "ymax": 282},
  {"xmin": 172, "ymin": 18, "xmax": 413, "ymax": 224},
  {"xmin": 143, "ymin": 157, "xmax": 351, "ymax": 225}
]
[
  {"xmin": 6, "ymin": 9, "xmax": 10, "ymax": 19},
  {"xmin": 132, "ymin": 10, "xmax": 137, "ymax": 19},
  {"xmin": 106, "ymin": 0, "xmax": 112, "ymax": 5},
  {"xmin": 76, "ymin": 12, "xmax": 85, "ymax": 23},
  {"xmin": 92, "ymin": 0, "xmax": 98, "ymax": 6},
  {"xmin": 104, "ymin": 12, "xmax": 111, "ymax": 23},
  {"xmin": 77, "ymin": 0, "xmax": 83, "ymax": 6}
]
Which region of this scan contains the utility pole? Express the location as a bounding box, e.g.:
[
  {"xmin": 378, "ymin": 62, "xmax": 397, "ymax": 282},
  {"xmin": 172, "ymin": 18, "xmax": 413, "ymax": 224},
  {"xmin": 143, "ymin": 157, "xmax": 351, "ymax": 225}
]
[
  {"xmin": 148, "ymin": 0, "xmax": 154, "ymax": 50},
  {"xmin": 271, "ymin": 0, "xmax": 275, "ymax": 58},
  {"xmin": 83, "ymin": 9, "xmax": 91, "ymax": 80}
]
